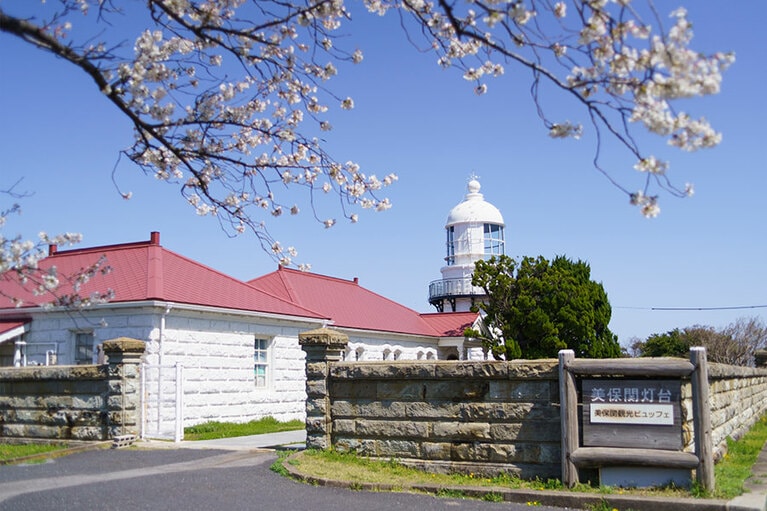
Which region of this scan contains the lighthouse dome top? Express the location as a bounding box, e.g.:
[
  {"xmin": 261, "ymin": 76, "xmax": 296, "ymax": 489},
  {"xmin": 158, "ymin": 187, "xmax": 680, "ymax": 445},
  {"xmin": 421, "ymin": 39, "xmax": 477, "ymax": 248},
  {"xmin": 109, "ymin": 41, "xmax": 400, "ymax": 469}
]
[{"xmin": 446, "ymin": 178, "xmax": 504, "ymax": 227}]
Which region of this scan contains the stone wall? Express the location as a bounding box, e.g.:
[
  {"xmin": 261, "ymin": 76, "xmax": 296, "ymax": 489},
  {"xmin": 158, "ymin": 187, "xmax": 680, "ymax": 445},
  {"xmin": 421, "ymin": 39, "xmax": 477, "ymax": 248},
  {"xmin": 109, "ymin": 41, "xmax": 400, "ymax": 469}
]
[
  {"xmin": 707, "ymin": 363, "xmax": 767, "ymax": 458},
  {"xmin": 331, "ymin": 360, "xmax": 562, "ymax": 478},
  {"xmin": 0, "ymin": 338, "xmax": 144, "ymax": 440},
  {"xmin": 300, "ymin": 328, "xmax": 562, "ymax": 478},
  {"xmin": 302, "ymin": 329, "xmax": 767, "ymax": 480}
]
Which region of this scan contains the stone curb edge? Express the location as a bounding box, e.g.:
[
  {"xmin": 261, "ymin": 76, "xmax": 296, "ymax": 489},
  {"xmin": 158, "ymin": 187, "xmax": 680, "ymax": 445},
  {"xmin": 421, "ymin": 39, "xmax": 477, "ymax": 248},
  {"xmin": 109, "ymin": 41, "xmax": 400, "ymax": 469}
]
[{"xmin": 281, "ymin": 452, "xmax": 737, "ymax": 511}]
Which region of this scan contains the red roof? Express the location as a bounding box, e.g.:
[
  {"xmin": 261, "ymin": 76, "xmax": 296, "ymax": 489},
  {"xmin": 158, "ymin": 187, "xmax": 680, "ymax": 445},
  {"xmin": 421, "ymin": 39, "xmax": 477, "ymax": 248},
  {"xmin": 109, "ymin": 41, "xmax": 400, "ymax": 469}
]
[
  {"xmin": 0, "ymin": 233, "xmax": 325, "ymax": 320},
  {"xmin": 420, "ymin": 312, "xmax": 478, "ymax": 337},
  {"xmin": 1, "ymin": 232, "xmax": 476, "ymax": 338},
  {"xmin": 0, "ymin": 320, "xmax": 28, "ymax": 344},
  {"xmin": 249, "ymin": 267, "xmax": 477, "ymax": 337}
]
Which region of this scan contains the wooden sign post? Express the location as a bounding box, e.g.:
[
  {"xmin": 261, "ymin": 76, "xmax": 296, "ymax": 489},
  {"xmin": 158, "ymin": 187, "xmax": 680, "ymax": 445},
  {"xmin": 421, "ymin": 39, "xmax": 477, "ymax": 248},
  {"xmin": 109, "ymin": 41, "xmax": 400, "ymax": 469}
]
[{"xmin": 558, "ymin": 348, "xmax": 713, "ymax": 490}]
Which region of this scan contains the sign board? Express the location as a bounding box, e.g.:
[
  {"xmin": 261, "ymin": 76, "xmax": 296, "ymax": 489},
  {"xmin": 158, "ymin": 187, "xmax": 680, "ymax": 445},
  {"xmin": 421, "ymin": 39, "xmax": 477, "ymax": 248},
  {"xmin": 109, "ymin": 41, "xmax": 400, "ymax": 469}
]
[{"xmin": 582, "ymin": 379, "xmax": 682, "ymax": 450}]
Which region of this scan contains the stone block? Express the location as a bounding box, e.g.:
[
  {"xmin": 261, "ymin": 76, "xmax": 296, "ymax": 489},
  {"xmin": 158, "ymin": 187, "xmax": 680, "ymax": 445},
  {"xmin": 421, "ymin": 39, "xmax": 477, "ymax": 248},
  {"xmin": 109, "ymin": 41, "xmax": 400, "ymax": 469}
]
[
  {"xmin": 356, "ymin": 400, "xmax": 408, "ymax": 419},
  {"xmin": 335, "ymin": 438, "xmax": 377, "ymax": 456},
  {"xmin": 536, "ymin": 443, "xmax": 561, "ymax": 465},
  {"xmin": 330, "ymin": 400, "xmax": 357, "ymax": 417},
  {"xmin": 406, "ymin": 401, "xmax": 462, "ymax": 419},
  {"xmin": 13, "ymin": 424, "xmax": 67, "ymax": 439},
  {"xmin": 305, "ymin": 398, "xmax": 327, "ymax": 416},
  {"xmin": 305, "ymin": 416, "xmax": 326, "ymax": 434},
  {"xmin": 508, "ymin": 442, "xmax": 542, "ymax": 463},
  {"xmin": 305, "ymin": 433, "xmax": 329, "ymax": 450},
  {"xmin": 374, "ymin": 439, "xmax": 420, "ymax": 459},
  {"xmin": 71, "ymin": 426, "xmax": 108, "ymax": 441},
  {"xmin": 72, "ymin": 395, "xmax": 104, "ymax": 410},
  {"xmin": 434, "ymin": 361, "xmax": 508, "ymax": 379},
  {"xmin": 461, "ymin": 402, "xmax": 558, "ymax": 421},
  {"xmin": 491, "ymin": 380, "xmax": 553, "ymax": 402},
  {"xmin": 424, "ymin": 381, "xmax": 490, "ymax": 401},
  {"xmin": 376, "ymin": 382, "xmax": 425, "ymax": 400},
  {"xmin": 330, "ymin": 381, "xmax": 376, "ymax": 399},
  {"xmin": 483, "ymin": 443, "xmax": 519, "ymax": 463},
  {"xmin": 490, "ymin": 421, "xmax": 559, "ymax": 442},
  {"xmin": 432, "ymin": 422, "xmax": 491, "ymax": 440},
  {"xmin": 306, "ymin": 362, "xmax": 328, "ymax": 379},
  {"xmin": 305, "ymin": 379, "xmax": 327, "ymax": 398},
  {"xmin": 421, "ymin": 441, "xmax": 451, "ymax": 461},
  {"xmin": 332, "ymin": 362, "xmax": 435, "ymax": 380},
  {"xmin": 488, "ymin": 422, "xmax": 523, "ymax": 442},
  {"xmin": 450, "ymin": 441, "xmax": 477, "ymax": 462},
  {"xmin": 107, "ymin": 395, "xmax": 125, "ymax": 410},
  {"xmin": 507, "ymin": 360, "xmax": 558, "ymax": 379},
  {"xmin": 334, "ymin": 437, "xmax": 362, "ymax": 453},
  {"xmin": 333, "ymin": 419, "xmax": 356, "ymax": 435},
  {"xmin": 356, "ymin": 419, "xmax": 429, "ymax": 439}
]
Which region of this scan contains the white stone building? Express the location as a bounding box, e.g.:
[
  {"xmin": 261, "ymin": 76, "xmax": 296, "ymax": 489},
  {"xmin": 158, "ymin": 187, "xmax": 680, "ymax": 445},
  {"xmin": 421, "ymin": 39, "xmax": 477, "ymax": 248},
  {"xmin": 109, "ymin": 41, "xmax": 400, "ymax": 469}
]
[{"xmin": 0, "ymin": 228, "xmax": 480, "ymax": 432}]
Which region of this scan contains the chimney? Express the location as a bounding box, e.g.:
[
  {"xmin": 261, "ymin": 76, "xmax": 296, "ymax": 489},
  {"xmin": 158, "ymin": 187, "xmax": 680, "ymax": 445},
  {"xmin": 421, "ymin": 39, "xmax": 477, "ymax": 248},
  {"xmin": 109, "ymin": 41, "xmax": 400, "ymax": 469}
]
[
  {"xmin": 150, "ymin": 232, "xmax": 160, "ymax": 245},
  {"xmin": 353, "ymin": 277, "xmax": 359, "ymax": 284},
  {"xmin": 48, "ymin": 244, "xmax": 58, "ymax": 256}
]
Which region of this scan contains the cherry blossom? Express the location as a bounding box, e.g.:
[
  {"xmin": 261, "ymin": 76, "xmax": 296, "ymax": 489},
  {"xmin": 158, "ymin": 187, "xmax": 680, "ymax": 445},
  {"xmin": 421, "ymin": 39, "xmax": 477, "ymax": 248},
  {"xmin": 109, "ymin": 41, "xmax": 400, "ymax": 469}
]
[{"xmin": 0, "ymin": 0, "xmax": 733, "ymax": 303}]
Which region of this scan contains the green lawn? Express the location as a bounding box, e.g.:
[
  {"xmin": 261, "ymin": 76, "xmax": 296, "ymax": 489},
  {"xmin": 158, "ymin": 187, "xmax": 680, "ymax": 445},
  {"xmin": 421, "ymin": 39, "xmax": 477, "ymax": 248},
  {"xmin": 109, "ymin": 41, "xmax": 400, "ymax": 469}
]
[
  {"xmin": 277, "ymin": 413, "xmax": 767, "ymax": 501},
  {"xmin": 0, "ymin": 443, "xmax": 70, "ymax": 462},
  {"xmin": 183, "ymin": 417, "xmax": 304, "ymax": 441},
  {"xmin": 713, "ymin": 413, "xmax": 767, "ymax": 498}
]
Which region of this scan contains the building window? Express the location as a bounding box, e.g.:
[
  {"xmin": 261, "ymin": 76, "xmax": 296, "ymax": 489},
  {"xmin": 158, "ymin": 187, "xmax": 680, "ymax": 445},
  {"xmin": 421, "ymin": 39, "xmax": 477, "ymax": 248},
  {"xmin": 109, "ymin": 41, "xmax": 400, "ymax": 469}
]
[
  {"xmin": 483, "ymin": 223, "xmax": 504, "ymax": 259},
  {"xmin": 446, "ymin": 226, "xmax": 455, "ymax": 265},
  {"xmin": 74, "ymin": 332, "xmax": 94, "ymax": 364},
  {"xmin": 254, "ymin": 338, "xmax": 270, "ymax": 388}
]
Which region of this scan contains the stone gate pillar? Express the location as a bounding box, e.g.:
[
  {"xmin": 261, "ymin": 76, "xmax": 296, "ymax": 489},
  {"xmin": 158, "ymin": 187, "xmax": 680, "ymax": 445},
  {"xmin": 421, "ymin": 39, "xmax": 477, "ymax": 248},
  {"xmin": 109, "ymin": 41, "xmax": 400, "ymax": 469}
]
[
  {"xmin": 299, "ymin": 327, "xmax": 348, "ymax": 450},
  {"xmin": 103, "ymin": 338, "xmax": 145, "ymax": 438}
]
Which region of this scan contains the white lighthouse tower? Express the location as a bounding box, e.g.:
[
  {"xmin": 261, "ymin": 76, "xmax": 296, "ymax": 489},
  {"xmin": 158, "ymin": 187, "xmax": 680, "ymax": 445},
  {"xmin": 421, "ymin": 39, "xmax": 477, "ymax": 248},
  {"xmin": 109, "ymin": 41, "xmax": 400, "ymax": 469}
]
[{"xmin": 428, "ymin": 177, "xmax": 505, "ymax": 313}]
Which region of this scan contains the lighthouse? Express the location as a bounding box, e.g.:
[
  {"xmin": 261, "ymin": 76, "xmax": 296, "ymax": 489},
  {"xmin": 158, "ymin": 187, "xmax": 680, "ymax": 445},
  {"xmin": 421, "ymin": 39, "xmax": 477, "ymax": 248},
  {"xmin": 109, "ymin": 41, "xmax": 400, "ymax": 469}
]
[{"xmin": 428, "ymin": 177, "xmax": 505, "ymax": 313}]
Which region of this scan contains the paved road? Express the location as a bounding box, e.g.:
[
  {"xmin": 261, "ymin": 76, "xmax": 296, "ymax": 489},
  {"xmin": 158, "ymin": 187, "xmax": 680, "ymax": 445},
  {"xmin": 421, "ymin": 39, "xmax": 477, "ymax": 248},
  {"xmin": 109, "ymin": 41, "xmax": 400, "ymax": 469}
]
[{"xmin": 0, "ymin": 448, "xmax": 568, "ymax": 511}]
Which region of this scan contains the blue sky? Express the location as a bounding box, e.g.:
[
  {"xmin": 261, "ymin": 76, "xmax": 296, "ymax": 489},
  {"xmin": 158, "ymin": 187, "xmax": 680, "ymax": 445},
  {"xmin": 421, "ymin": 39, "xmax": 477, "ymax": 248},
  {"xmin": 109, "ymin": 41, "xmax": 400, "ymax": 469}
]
[{"xmin": 1, "ymin": 1, "xmax": 765, "ymax": 345}]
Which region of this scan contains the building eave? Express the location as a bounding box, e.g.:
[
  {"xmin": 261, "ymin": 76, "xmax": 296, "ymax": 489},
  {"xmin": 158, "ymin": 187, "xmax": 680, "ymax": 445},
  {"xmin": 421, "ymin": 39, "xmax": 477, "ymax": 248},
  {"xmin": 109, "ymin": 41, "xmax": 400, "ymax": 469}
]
[{"xmin": 0, "ymin": 300, "xmax": 329, "ymax": 327}]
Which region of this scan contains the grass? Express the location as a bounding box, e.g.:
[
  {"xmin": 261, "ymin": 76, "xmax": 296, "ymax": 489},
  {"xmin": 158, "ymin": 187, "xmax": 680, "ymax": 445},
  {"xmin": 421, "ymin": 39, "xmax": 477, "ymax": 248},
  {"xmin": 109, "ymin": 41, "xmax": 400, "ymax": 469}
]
[
  {"xmin": 283, "ymin": 449, "xmax": 669, "ymax": 496},
  {"xmin": 183, "ymin": 416, "xmax": 304, "ymax": 441},
  {"xmin": 279, "ymin": 413, "xmax": 767, "ymax": 502},
  {"xmin": 0, "ymin": 442, "xmax": 70, "ymax": 462},
  {"xmin": 713, "ymin": 413, "xmax": 767, "ymax": 499}
]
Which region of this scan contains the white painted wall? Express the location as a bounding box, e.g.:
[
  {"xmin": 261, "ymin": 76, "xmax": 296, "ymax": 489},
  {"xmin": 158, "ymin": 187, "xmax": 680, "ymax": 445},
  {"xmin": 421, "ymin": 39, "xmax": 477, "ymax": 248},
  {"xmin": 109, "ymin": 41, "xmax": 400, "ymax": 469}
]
[{"xmin": 12, "ymin": 303, "xmax": 463, "ymax": 428}]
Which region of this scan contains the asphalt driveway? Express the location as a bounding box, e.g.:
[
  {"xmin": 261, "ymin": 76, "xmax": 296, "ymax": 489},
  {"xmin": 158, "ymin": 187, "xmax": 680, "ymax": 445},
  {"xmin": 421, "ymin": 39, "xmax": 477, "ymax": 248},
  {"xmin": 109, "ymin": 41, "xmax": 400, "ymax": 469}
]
[{"xmin": 0, "ymin": 448, "xmax": 567, "ymax": 511}]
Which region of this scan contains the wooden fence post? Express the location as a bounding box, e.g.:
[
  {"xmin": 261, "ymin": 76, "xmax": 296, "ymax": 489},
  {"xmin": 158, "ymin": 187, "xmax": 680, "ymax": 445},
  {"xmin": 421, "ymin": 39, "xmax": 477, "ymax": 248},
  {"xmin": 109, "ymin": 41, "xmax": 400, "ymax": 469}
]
[
  {"xmin": 690, "ymin": 346, "xmax": 714, "ymax": 491},
  {"xmin": 559, "ymin": 349, "xmax": 579, "ymax": 487}
]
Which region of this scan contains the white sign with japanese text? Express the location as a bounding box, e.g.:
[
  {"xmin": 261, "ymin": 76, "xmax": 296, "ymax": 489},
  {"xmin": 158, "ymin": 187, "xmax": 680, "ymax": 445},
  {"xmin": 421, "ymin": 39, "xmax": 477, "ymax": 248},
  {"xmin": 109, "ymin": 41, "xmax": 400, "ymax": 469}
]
[
  {"xmin": 582, "ymin": 379, "xmax": 682, "ymax": 449},
  {"xmin": 590, "ymin": 403, "xmax": 674, "ymax": 425}
]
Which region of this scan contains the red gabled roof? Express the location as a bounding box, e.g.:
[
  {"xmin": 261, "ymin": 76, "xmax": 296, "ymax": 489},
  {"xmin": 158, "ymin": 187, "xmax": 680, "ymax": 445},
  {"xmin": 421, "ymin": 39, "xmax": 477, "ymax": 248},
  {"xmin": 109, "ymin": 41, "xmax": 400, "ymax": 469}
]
[
  {"xmin": 248, "ymin": 267, "xmax": 477, "ymax": 338},
  {"xmin": 0, "ymin": 233, "xmax": 325, "ymax": 320},
  {"xmin": 1, "ymin": 232, "xmax": 478, "ymax": 338},
  {"xmin": 420, "ymin": 312, "xmax": 478, "ymax": 337}
]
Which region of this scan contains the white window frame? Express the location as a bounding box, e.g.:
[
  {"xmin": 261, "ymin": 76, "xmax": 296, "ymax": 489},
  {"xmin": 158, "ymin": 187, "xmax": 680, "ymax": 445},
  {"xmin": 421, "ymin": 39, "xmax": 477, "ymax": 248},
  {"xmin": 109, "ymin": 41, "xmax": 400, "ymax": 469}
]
[
  {"xmin": 254, "ymin": 337, "xmax": 272, "ymax": 388},
  {"xmin": 73, "ymin": 331, "xmax": 95, "ymax": 365},
  {"xmin": 483, "ymin": 223, "xmax": 505, "ymax": 259},
  {"xmin": 446, "ymin": 226, "xmax": 456, "ymax": 265}
]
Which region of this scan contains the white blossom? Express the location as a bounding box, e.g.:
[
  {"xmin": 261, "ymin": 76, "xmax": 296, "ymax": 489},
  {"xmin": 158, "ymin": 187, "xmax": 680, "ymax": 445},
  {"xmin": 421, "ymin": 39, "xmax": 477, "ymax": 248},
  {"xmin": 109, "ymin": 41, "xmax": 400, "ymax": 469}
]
[{"xmin": 0, "ymin": 0, "xmax": 730, "ymax": 278}]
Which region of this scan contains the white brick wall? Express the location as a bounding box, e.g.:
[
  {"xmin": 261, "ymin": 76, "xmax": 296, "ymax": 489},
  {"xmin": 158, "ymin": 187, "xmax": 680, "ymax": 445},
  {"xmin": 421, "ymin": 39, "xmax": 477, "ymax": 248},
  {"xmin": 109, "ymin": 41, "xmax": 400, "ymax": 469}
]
[{"xmin": 16, "ymin": 303, "xmax": 461, "ymax": 427}]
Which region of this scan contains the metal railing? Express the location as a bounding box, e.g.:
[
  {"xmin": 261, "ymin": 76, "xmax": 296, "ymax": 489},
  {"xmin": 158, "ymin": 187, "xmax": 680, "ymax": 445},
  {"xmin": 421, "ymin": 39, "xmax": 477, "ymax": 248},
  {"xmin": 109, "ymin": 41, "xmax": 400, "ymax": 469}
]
[{"xmin": 428, "ymin": 277, "xmax": 484, "ymax": 301}]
